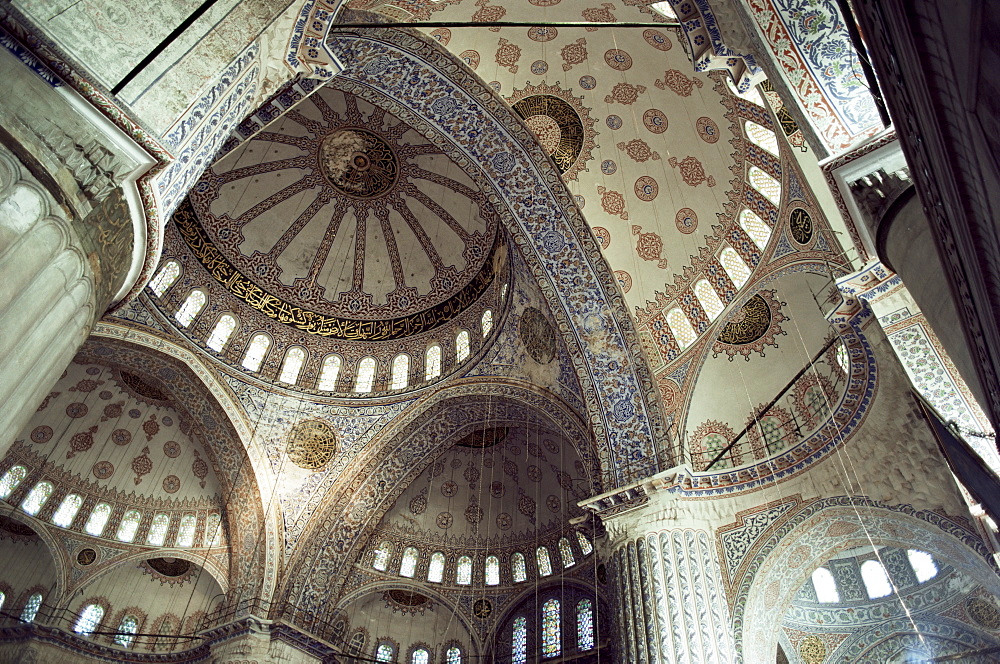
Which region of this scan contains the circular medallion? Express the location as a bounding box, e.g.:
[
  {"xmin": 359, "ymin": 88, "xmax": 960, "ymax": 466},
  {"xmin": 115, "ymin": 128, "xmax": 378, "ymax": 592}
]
[
  {"xmin": 604, "ymin": 49, "xmax": 633, "ymax": 70},
  {"xmin": 528, "ymin": 26, "xmax": 558, "ymax": 41},
  {"xmin": 546, "ymin": 495, "xmax": 561, "ymax": 511},
  {"xmin": 601, "ymin": 159, "xmax": 617, "ymax": 175},
  {"xmin": 614, "ymin": 270, "xmax": 632, "ymax": 293},
  {"xmin": 430, "ymin": 28, "xmax": 451, "ymax": 45},
  {"xmin": 465, "ymin": 504, "xmax": 483, "ymax": 523},
  {"xmin": 66, "ymin": 402, "xmax": 87, "ymax": 418},
  {"xmin": 473, "ymin": 599, "xmax": 493, "ymax": 619},
  {"xmin": 593, "ymin": 227, "xmax": 611, "ymax": 249},
  {"xmin": 520, "ymin": 307, "xmax": 557, "ymax": 364},
  {"xmin": 789, "ymin": 207, "xmax": 814, "ymax": 244},
  {"xmin": 163, "ymin": 440, "xmax": 181, "ymax": 458},
  {"xmin": 643, "ymin": 109, "xmax": 669, "ymax": 134},
  {"xmin": 578, "ymin": 75, "xmax": 596, "ymax": 90},
  {"xmin": 436, "ymin": 511, "xmax": 453, "ymax": 529},
  {"xmin": 530, "ymin": 60, "xmax": 548, "ymax": 75},
  {"xmin": 441, "ymin": 481, "xmax": 458, "ymax": 497},
  {"xmin": 491, "ymin": 481, "xmax": 505, "ymax": 498},
  {"xmin": 497, "ymin": 512, "xmax": 512, "ymax": 530},
  {"xmin": 128, "ymin": 408, "xmax": 141, "ymax": 419},
  {"xmin": 575, "ymin": 194, "xmax": 586, "ymax": 209},
  {"xmin": 464, "ymin": 465, "xmax": 480, "ymax": 483},
  {"xmin": 716, "ymin": 295, "xmax": 773, "ymax": 345},
  {"xmin": 76, "ymin": 548, "xmax": 97, "ymax": 566},
  {"xmin": 111, "ymin": 429, "xmax": 132, "ymax": 446},
  {"xmin": 319, "ymin": 128, "xmax": 398, "ymax": 199},
  {"xmin": 606, "ymin": 114, "xmax": 623, "ymax": 130},
  {"xmin": 30, "ymin": 426, "xmax": 52, "ymax": 444},
  {"xmin": 86, "ymin": 367, "xmax": 100, "ymax": 376},
  {"xmin": 162, "ymin": 475, "xmax": 181, "ymax": 493},
  {"xmin": 696, "ymin": 116, "xmax": 720, "ymax": 143},
  {"xmin": 161, "ymin": 416, "xmax": 173, "ymax": 427},
  {"xmin": 634, "ymin": 176, "xmax": 659, "ymax": 201},
  {"xmin": 643, "ymin": 29, "xmax": 673, "ymax": 51},
  {"xmin": 543, "ymin": 438, "xmax": 560, "ymax": 454},
  {"xmin": 675, "ymin": 208, "xmax": 698, "ymax": 234},
  {"xmin": 527, "ymin": 465, "xmax": 542, "ymax": 481},
  {"xmin": 409, "ymin": 492, "xmax": 427, "ymax": 514},
  {"xmin": 510, "ymin": 89, "xmax": 594, "ymax": 178},
  {"xmin": 99, "ymin": 390, "xmax": 113, "ymax": 400},
  {"xmin": 286, "ymin": 420, "xmax": 337, "ymax": 470},
  {"xmin": 92, "ymin": 461, "xmax": 114, "ymax": 479}
]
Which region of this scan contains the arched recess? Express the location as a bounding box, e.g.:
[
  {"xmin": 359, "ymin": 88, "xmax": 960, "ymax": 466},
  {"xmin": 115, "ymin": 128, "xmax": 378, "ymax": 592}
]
[
  {"xmin": 86, "ymin": 325, "xmax": 281, "ymax": 603},
  {"xmin": 0, "ymin": 510, "xmax": 65, "ymax": 607},
  {"xmin": 279, "ymin": 380, "xmax": 596, "ymax": 623}
]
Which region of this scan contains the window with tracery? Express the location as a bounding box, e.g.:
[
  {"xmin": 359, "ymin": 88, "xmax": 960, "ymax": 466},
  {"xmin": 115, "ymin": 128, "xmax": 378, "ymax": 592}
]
[
  {"xmin": 149, "ymin": 260, "xmax": 180, "ymax": 297},
  {"xmin": 206, "ymin": 513, "xmax": 222, "ymax": 546},
  {"xmin": 666, "ymin": 308, "xmax": 697, "ymax": 349},
  {"xmin": 559, "ymin": 537, "xmax": 576, "ymax": 568},
  {"xmin": 428, "ymin": 552, "xmax": 445, "ymax": 583},
  {"xmin": 720, "ymin": 247, "xmax": 751, "ymax": 288},
  {"xmin": 512, "ymin": 616, "xmax": 527, "ymax": 664},
  {"xmin": 21, "ymin": 481, "xmax": 52, "ymax": 515},
  {"xmin": 576, "ymin": 532, "xmax": 593, "ymax": 556},
  {"xmin": 175, "ymin": 290, "xmax": 207, "ymax": 327},
  {"xmin": 411, "ymin": 648, "xmax": 429, "ymax": 664},
  {"xmin": 0, "ymin": 465, "xmax": 27, "ymax": 499},
  {"xmin": 485, "ymin": 555, "xmax": 500, "ymax": 585},
  {"xmin": 511, "ymin": 552, "xmax": 527, "ymax": 582},
  {"xmin": 355, "ymin": 357, "xmax": 376, "ymax": 393},
  {"xmin": 482, "ymin": 309, "xmax": 493, "ymax": 337},
  {"xmin": 759, "ymin": 416, "xmax": 784, "ymax": 451},
  {"xmin": 446, "ymin": 646, "xmax": 462, "ymax": 664},
  {"xmin": 811, "ymin": 567, "xmax": 840, "ymax": 603},
  {"xmin": 537, "ymin": 546, "xmax": 553, "ymax": 577},
  {"xmin": 51, "ymin": 493, "xmax": 82, "ymax": 528},
  {"xmin": 85, "ymin": 503, "xmax": 112, "ymax": 536},
  {"xmin": 907, "ymin": 549, "xmax": 938, "ymax": 582},
  {"xmin": 207, "ymin": 314, "xmax": 237, "ymax": 352},
  {"xmin": 456, "ymin": 556, "xmax": 473, "ymax": 585},
  {"xmin": 425, "ymin": 345, "xmax": 441, "ymax": 380},
  {"xmin": 349, "ymin": 630, "xmax": 366, "ymax": 653},
  {"xmin": 376, "ymin": 642, "xmax": 395, "ymax": 662},
  {"xmin": 278, "ymin": 347, "xmax": 306, "ymax": 384},
  {"xmin": 739, "ymin": 209, "xmax": 772, "ymax": 250},
  {"xmin": 74, "ymin": 604, "xmax": 104, "ymax": 635},
  {"xmin": 177, "ymin": 514, "xmax": 197, "ymax": 547},
  {"xmin": 391, "ymin": 354, "xmax": 409, "ymax": 390},
  {"xmin": 318, "ymin": 355, "xmax": 342, "ymax": 391},
  {"xmin": 805, "ymin": 385, "xmax": 830, "ymax": 419},
  {"xmin": 694, "ymin": 279, "xmax": 725, "ymax": 321},
  {"xmin": 749, "ymin": 166, "xmax": 781, "ymax": 206},
  {"xmin": 400, "ymin": 547, "xmax": 418, "ymax": 578},
  {"xmin": 456, "ymin": 330, "xmax": 471, "ymax": 362},
  {"xmin": 577, "ymin": 598, "xmax": 595, "ymax": 650},
  {"xmin": 373, "ymin": 543, "xmax": 391, "ymax": 571},
  {"xmin": 116, "ymin": 510, "xmax": 142, "ymax": 543},
  {"xmin": 115, "ymin": 615, "xmax": 139, "ymax": 648},
  {"xmin": 745, "ymin": 120, "xmax": 780, "ymax": 156},
  {"xmin": 861, "ymin": 560, "xmax": 893, "ymax": 599},
  {"xmin": 21, "ymin": 593, "xmax": 42, "ymax": 623},
  {"xmin": 242, "ymin": 334, "xmax": 270, "ymax": 372},
  {"xmin": 542, "ymin": 598, "xmax": 561, "ymax": 657},
  {"xmin": 146, "ymin": 513, "xmax": 170, "ymax": 546}
]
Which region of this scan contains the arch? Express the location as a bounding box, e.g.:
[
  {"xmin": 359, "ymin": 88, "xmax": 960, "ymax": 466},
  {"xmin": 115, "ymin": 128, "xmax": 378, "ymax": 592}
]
[
  {"xmin": 907, "ymin": 549, "xmax": 939, "ymax": 582},
  {"xmin": 481, "ymin": 309, "xmax": 493, "ymax": 337},
  {"xmin": 355, "ymin": 356, "xmax": 377, "ymax": 393},
  {"xmin": 400, "ymin": 546, "xmax": 419, "ymax": 578},
  {"xmin": 810, "ymin": 566, "xmax": 839, "ymax": 603},
  {"xmin": 391, "ymin": 353, "xmax": 410, "ymax": 390},
  {"xmin": 860, "ymin": 559, "xmax": 893, "ymax": 598},
  {"xmin": 558, "ymin": 537, "xmax": 576, "ymax": 568},
  {"xmin": 456, "ymin": 329, "xmax": 471, "ymax": 363},
  {"xmin": 748, "ymin": 166, "xmax": 781, "ymax": 206},
  {"xmin": 242, "ymin": 332, "xmax": 272, "ymax": 372},
  {"xmin": 146, "ymin": 513, "xmax": 171, "ymax": 546},
  {"xmin": 148, "ymin": 260, "xmax": 181, "ymax": 297},
  {"xmin": 175, "ymin": 289, "xmax": 207, "ymax": 327},
  {"xmin": 485, "ymin": 555, "xmax": 500, "ymax": 586},
  {"xmin": 73, "ymin": 602, "xmax": 106, "ymax": 635},
  {"xmin": 278, "ymin": 346, "xmax": 307, "ymax": 384},
  {"xmin": 206, "ymin": 313, "xmax": 238, "ymax": 352},
  {"xmin": 0, "ymin": 464, "xmax": 27, "ymax": 498},
  {"xmin": 739, "ymin": 209, "xmax": 772, "ymax": 250},
  {"xmin": 694, "ymin": 279, "xmax": 725, "ymax": 321},
  {"xmin": 511, "ymin": 552, "xmax": 527, "ymax": 583},
  {"xmin": 456, "ymin": 556, "xmax": 473, "ymax": 585},
  {"xmin": 536, "ymin": 546, "xmax": 553, "ymax": 577},
  {"xmin": 720, "ymin": 246, "xmax": 751, "ymax": 288},
  {"xmin": 84, "ymin": 502, "xmax": 112, "ymax": 537},
  {"xmin": 428, "ymin": 552, "xmax": 445, "ymax": 583},
  {"xmin": 666, "ymin": 308, "xmax": 697, "ymax": 349},
  {"xmin": 745, "ymin": 120, "xmax": 780, "ymax": 157},
  {"xmin": 318, "ymin": 354, "xmax": 343, "ymax": 391},
  {"xmin": 20, "ymin": 480, "xmax": 53, "ymax": 515},
  {"xmin": 51, "ymin": 492, "xmax": 82, "ymax": 528},
  {"xmin": 425, "ymin": 344, "xmax": 442, "ymax": 381}
]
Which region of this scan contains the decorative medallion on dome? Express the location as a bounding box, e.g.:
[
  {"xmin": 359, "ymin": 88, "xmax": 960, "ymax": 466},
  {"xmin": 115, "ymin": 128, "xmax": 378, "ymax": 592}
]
[
  {"xmin": 789, "ymin": 207, "xmax": 814, "ymax": 245},
  {"xmin": 76, "ymin": 548, "xmax": 97, "ymax": 566},
  {"xmin": 286, "ymin": 420, "xmax": 337, "ymax": 470},
  {"xmin": 146, "ymin": 557, "xmax": 192, "ymax": 577},
  {"xmin": 116, "ymin": 370, "xmax": 170, "ymax": 403},
  {"xmin": 473, "ymin": 599, "xmax": 493, "ymax": 619},
  {"xmin": 384, "ymin": 589, "xmax": 430, "ymax": 615},
  {"xmin": 967, "ymin": 597, "xmax": 1000, "ymax": 630},
  {"xmin": 456, "ymin": 426, "xmax": 509, "ymax": 448},
  {"xmin": 508, "ymin": 83, "xmax": 598, "ymax": 181},
  {"xmin": 520, "ymin": 307, "xmax": 557, "ymax": 364},
  {"xmin": 319, "ymin": 129, "xmax": 398, "ymax": 198},
  {"xmin": 713, "ymin": 291, "xmax": 788, "ymax": 360}
]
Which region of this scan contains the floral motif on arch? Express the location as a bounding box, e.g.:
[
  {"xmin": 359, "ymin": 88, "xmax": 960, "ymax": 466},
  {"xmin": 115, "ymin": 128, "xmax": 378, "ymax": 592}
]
[
  {"xmin": 495, "ymin": 39, "xmax": 521, "ymax": 73},
  {"xmin": 690, "ymin": 420, "xmax": 739, "ymax": 470},
  {"xmin": 668, "ymin": 156, "xmax": 716, "ymax": 187},
  {"xmin": 631, "ymin": 225, "xmax": 668, "ymax": 269},
  {"xmin": 655, "ymin": 69, "xmax": 704, "ymax": 96},
  {"xmin": 713, "ymin": 291, "xmax": 788, "ymax": 360}
]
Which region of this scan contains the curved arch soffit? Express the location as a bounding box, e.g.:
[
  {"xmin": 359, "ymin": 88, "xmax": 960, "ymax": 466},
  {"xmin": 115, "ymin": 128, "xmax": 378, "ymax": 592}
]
[
  {"xmin": 64, "ymin": 548, "xmax": 230, "ymax": 603},
  {"xmin": 0, "ymin": 510, "xmax": 69, "ymax": 606}
]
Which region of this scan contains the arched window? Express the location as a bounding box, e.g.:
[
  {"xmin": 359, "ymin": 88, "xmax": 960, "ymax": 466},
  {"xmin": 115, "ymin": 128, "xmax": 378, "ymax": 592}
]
[
  {"xmin": 175, "ymin": 290, "xmax": 207, "ymax": 327},
  {"xmin": 558, "ymin": 537, "xmax": 576, "ymax": 568},
  {"xmin": 481, "ymin": 309, "xmax": 493, "ymax": 337},
  {"xmin": 428, "ymin": 552, "xmax": 445, "ymax": 583},
  {"xmin": 666, "ymin": 308, "xmax": 697, "ymax": 349},
  {"xmin": 51, "ymin": 493, "xmax": 82, "ymax": 528},
  {"xmin": 456, "ymin": 556, "xmax": 473, "ymax": 585},
  {"xmin": 745, "ymin": 120, "xmax": 780, "ymax": 156},
  {"xmin": 720, "ymin": 247, "xmax": 751, "ymax": 288},
  {"xmin": 456, "ymin": 330, "xmax": 471, "ymax": 362},
  {"xmin": 116, "ymin": 509, "xmax": 142, "ymax": 543},
  {"xmin": 206, "ymin": 314, "xmax": 237, "ymax": 351},
  {"xmin": 446, "ymin": 646, "xmax": 462, "ymax": 664},
  {"xmin": 512, "ymin": 616, "xmax": 527, "ymax": 664},
  {"xmin": 206, "ymin": 513, "xmax": 222, "ymax": 546},
  {"xmin": 907, "ymin": 549, "xmax": 938, "ymax": 582},
  {"xmin": 114, "ymin": 615, "xmax": 139, "ymax": 648},
  {"xmin": 0, "ymin": 591, "xmax": 5, "ymax": 612},
  {"xmin": 21, "ymin": 481, "xmax": 52, "ymax": 515},
  {"xmin": 146, "ymin": 513, "xmax": 170, "ymax": 546},
  {"xmin": 411, "ymin": 648, "xmax": 429, "ymax": 664},
  {"xmin": 511, "ymin": 552, "xmax": 527, "ymax": 582},
  {"xmin": 318, "ymin": 355, "xmax": 342, "ymax": 391},
  {"xmin": 149, "ymin": 260, "xmax": 181, "ymax": 296},
  {"xmin": 391, "ymin": 354, "xmax": 409, "ymax": 390},
  {"xmin": 485, "ymin": 555, "xmax": 500, "ymax": 585},
  {"xmin": 694, "ymin": 279, "xmax": 725, "ymax": 321},
  {"xmin": 537, "ymin": 546, "xmax": 553, "ymax": 577},
  {"xmin": 21, "ymin": 592, "xmax": 42, "ymax": 623},
  {"xmin": 74, "ymin": 604, "xmax": 104, "ymax": 635},
  {"xmin": 400, "ymin": 547, "xmax": 419, "ymax": 578},
  {"xmin": 860, "ymin": 559, "xmax": 893, "ymax": 599},
  {"xmin": 542, "ymin": 598, "xmax": 561, "ymax": 657},
  {"xmin": 355, "ymin": 357, "xmax": 376, "ymax": 393},
  {"xmin": 376, "ymin": 642, "xmax": 395, "ymax": 662},
  {"xmin": 425, "ymin": 345, "xmax": 442, "ymax": 380},
  {"xmin": 577, "ymin": 598, "xmax": 595, "ymax": 650},
  {"xmin": 85, "ymin": 503, "xmax": 112, "ymax": 536},
  {"xmin": 739, "ymin": 209, "xmax": 772, "ymax": 250},
  {"xmin": 177, "ymin": 514, "xmax": 197, "ymax": 547},
  {"xmin": 278, "ymin": 347, "xmax": 306, "ymax": 384},
  {"xmin": 242, "ymin": 334, "xmax": 271, "ymax": 372},
  {"xmin": 811, "ymin": 567, "xmax": 840, "ymax": 603},
  {"xmin": 576, "ymin": 532, "xmax": 594, "ymax": 556},
  {"xmin": 349, "ymin": 630, "xmax": 367, "ymax": 653},
  {"xmin": 373, "ymin": 542, "xmax": 391, "ymax": 571},
  {"xmin": 0, "ymin": 465, "xmax": 27, "ymax": 498},
  {"xmin": 836, "ymin": 344, "xmax": 849, "ymax": 373},
  {"xmin": 748, "ymin": 166, "xmax": 781, "ymax": 206}
]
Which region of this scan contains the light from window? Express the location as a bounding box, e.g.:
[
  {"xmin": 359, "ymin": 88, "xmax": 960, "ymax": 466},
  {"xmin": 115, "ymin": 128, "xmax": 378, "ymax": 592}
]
[
  {"xmin": 412, "ymin": 648, "xmax": 429, "ymax": 664},
  {"xmin": 836, "ymin": 344, "xmax": 849, "ymax": 373},
  {"xmin": 457, "ymin": 556, "xmax": 473, "ymax": 585},
  {"xmin": 537, "ymin": 546, "xmax": 553, "ymax": 577},
  {"xmin": 425, "ymin": 345, "xmax": 441, "ymax": 380},
  {"xmin": 726, "ymin": 77, "xmax": 765, "ymax": 106},
  {"xmin": 242, "ymin": 334, "xmax": 271, "ymax": 372},
  {"xmin": 400, "ymin": 547, "xmax": 418, "ymax": 578},
  {"xmin": 85, "ymin": 503, "xmax": 112, "ymax": 536},
  {"xmin": 206, "ymin": 314, "xmax": 237, "ymax": 351},
  {"xmin": 513, "ymin": 616, "xmax": 527, "ymax": 664},
  {"xmin": 355, "ymin": 357, "xmax": 376, "ymax": 393},
  {"xmin": 542, "ymin": 598, "xmax": 561, "ymax": 657},
  {"xmin": 861, "ymin": 559, "xmax": 893, "ymax": 599},
  {"xmin": 745, "ymin": 120, "xmax": 780, "ymax": 156},
  {"xmin": 577, "ymin": 598, "xmax": 595, "ymax": 650},
  {"xmin": 0, "ymin": 591, "xmax": 5, "ymax": 612},
  {"xmin": 907, "ymin": 549, "xmax": 938, "ymax": 583},
  {"xmin": 116, "ymin": 509, "xmax": 141, "ymax": 543},
  {"xmin": 21, "ymin": 481, "xmax": 52, "ymax": 515},
  {"xmin": 206, "ymin": 513, "xmax": 222, "ymax": 547},
  {"xmin": 485, "ymin": 555, "xmax": 500, "ymax": 585},
  {"xmin": 576, "ymin": 532, "xmax": 593, "ymax": 556},
  {"xmin": 373, "ymin": 543, "xmax": 391, "ymax": 571},
  {"xmin": 51, "ymin": 493, "xmax": 82, "ymax": 528},
  {"xmin": 811, "ymin": 567, "xmax": 840, "ymax": 603},
  {"xmin": 482, "ymin": 310, "xmax": 493, "ymax": 337},
  {"xmin": 175, "ymin": 290, "xmax": 206, "ymax": 327},
  {"xmin": 501, "ymin": 283, "xmax": 508, "ymax": 300},
  {"xmin": 74, "ymin": 604, "xmax": 104, "ymax": 635},
  {"xmin": 177, "ymin": 514, "xmax": 197, "ymax": 547},
  {"xmin": 349, "ymin": 630, "xmax": 366, "ymax": 653},
  {"xmin": 376, "ymin": 643, "xmax": 395, "ymax": 663},
  {"xmin": 391, "ymin": 354, "xmax": 409, "ymax": 390},
  {"xmin": 428, "ymin": 552, "xmax": 445, "ymax": 583},
  {"xmin": 720, "ymin": 247, "xmax": 751, "ymax": 288},
  {"xmin": 694, "ymin": 280, "xmax": 725, "ymax": 321},
  {"xmin": 318, "ymin": 355, "xmax": 342, "ymax": 391},
  {"xmin": 456, "ymin": 330, "xmax": 471, "ymax": 362},
  {"xmin": 21, "ymin": 592, "xmax": 42, "ymax": 623},
  {"xmin": 447, "ymin": 646, "xmax": 462, "ymax": 664},
  {"xmin": 149, "ymin": 260, "xmax": 180, "ymax": 297},
  {"xmin": 666, "ymin": 308, "xmax": 697, "ymax": 349},
  {"xmin": 115, "ymin": 615, "xmax": 139, "ymax": 648},
  {"xmin": 749, "ymin": 166, "xmax": 781, "ymax": 206},
  {"xmin": 278, "ymin": 347, "xmax": 306, "ymax": 384},
  {"xmin": 511, "ymin": 552, "xmax": 527, "ymax": 582},
  {"xmin": 559, "ymin": 537, "xmax": 576, "ymax": 568},
  {"xmin": 146, "ymin": 513, "xmax": 170, "ymax": 546},
  {"xmin": 0, "ymin": 465, "xmax": 27, "ymax": 498},
  {"xmin": 739, "ymin": 209, "xmax": 772, "ymax": 250},
  {"xmin": 649, "ymin": 1, "xmax": 677, "ymax": 19}
]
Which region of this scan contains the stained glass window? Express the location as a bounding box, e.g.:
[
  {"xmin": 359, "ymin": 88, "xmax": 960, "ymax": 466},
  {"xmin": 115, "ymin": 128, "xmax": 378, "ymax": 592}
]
[
  {"xmin": 411, "ymin": 648, "xmax": 429, "ymax": 664},
  {"xmin": 146, "ymin": 513, "xmax": 170, "ymax": 546},
  {"xmin": 694, "ymin": 280, "xmax": 725, "ymax": 321},
  {"xmin": 425, "ymin": 345, "xmax": 441, "ymax": 380},
  {"xmin": 318, "ymin": 355, "xmax": 342, "ymax": 391},
  {"xmin": 512, "ymin": 616, "xmax": 527, "ymax": 664},
  {"xmin": 115, "ymin": 615, "xmax": 138, "ymax": 648},
  {"xmin": 537, "ymin": 546, "xmax": 553, "ymax": 577},
  {"xmin": 739, "ymin": 209, "xmax": 772, "ymax": 250},
  {"xmin": 428, "ymin": 552, "xmax": 445, "ymax": 582},
  {"xmin": 400, "ymin": 547, "xmax": 418, "ymax": 578},
  {"xmin": 116, "ymin": 509, "xmax": 141, "ymax": 543},
  {"xmin": 206, "ymin": 513, "xmax": 222, "ymax": 546},
  {"xmin": 720, "ymin": 247, "xmax": 751, "ymax": 288},
  {"xmin": 749, "ymin": 166, "xmax": 781, "ymax": 206},
  {"xmin": 355, "ymin": 357, "xmax": 376, "ymax": 393},
  {"xmin": 456, "ymin": 330, "xmax": 471, "ymax": 362},
  {"xmin": 542, "ymin": 598, "xmax": 561, "ymax": 657},
  {"xmin": 511, "ymin": 552, "xmax": 527, "ymax": 582},
  {"xmin": 278, "ymin": 347, "xmax": 306, "ymax": 384},
  {"xmin": 446, "ymin": 646, "xmax": 462, "ymax": 664},
  {"xmin": 373, "ymin": 543, "xmax": 391, "ymax": 571},
  {"xmin": 177, "ymin": 514, "xmax": 196, "ymax": 547},
  {"xmin": 745, "ymin": 120, "xmax": 780, "ymax": 156},
  {"xmin": 482, "ymin": 309, "xmax": 493, "ymax": 337},
  {"xmin": 666, "ymin": 308, "xmax": 697, "ymax": 349},
  {"xmin": 861, "ymin": 560, "xmax": 893, "ymax": 599},
  {"xmin": 558, "ymin": 537, "xmax": 576, "ymax": 568},
  {"xmin": 51, "ymin": 493, "xmax": 82, "ymax": 528},
  {"xmin": 0, "ymin": 465, "xmax": 27, "ymax": 498},
  {"xmin": 391, "ymin": 354, "xmax": 409, "ymax": 390},
  {"xmin": 805, "ymin": 385, "xmax": 830, "ymax": 419},
  {"xmin": 175, "ymin": 290, "xmax": 206, "ymax": 327},
  {"xmin": 376, "ymin": 643, "xmax": 394, "ymax": 663},
  {"xmin": 811, "ymin": 567, "xmax": 840, "ymax": 603},
  {"xmin": 85, "ymin": 503, "xmax": 112, "ymax": 537},
  {"xmin": 760, "ymin": 416, "xmax": 784, "ymax": 450},
  {"xmin": 456, "ymin": 556, "xmax": 473, "ymax": 585},
  {"xmin": 21, "ymin": 593, "xmax": 42, "ymax": 623},
  {"xmin": 74, "ymin": 604, "xmax": 104, "ymax": 635},
  {"xmin": 576, "ymin": 532, "xmax": 593, "ymax": 556},
  {"xmin": 21, "ymin": 481, "xmax": 52, "ymax": 515},
  {"xmin": 242, "ymin": 334, "xmax": 271, "ymax": 372},
  {"xmin": 485, "ymin": 555, "xmax": 500, "ymax": 585},
  {"xmin": 907, "ymin": 549, "xmax": 938, "ymax": 582},
  {"xmin": 577, "ymin": 598, "xmax": 595, "ymax": 650},
  {"xmin": 149, "ymin": 260, "xmax": 180, "ymax": 297},
  {"xmin": 207, "ymin": 314, "xmax": 237, "ymax": 351}
]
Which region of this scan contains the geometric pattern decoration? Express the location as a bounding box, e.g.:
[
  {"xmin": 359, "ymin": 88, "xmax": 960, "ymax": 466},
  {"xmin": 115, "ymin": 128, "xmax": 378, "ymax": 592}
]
[{"xmin": 286, "ymin": 420, "xmax": 338, "ymax": 470}]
